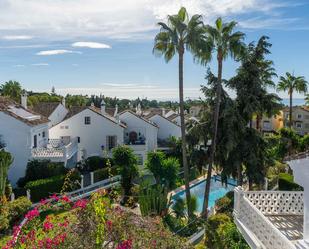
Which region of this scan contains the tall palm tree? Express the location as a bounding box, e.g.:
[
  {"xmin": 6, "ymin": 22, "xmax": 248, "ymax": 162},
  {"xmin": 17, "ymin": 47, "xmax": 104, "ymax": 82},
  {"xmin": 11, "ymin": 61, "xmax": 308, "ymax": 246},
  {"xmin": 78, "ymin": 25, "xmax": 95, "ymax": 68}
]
[
  {"xmin": 153, "ymin": 7, "xmax": 204, "ymax": 217},
  {"xmin": 277, "ymin": 72, "xmax": 308, "ymax": 128},
  {"xmin": 197, "ymin": 18, "xmax": 245, "ymax": 218}
]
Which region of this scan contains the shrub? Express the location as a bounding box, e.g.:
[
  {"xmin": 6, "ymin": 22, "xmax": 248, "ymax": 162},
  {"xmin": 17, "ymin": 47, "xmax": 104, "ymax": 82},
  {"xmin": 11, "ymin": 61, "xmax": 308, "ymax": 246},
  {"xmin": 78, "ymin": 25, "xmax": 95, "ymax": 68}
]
[
  {"xmin": 25, "ymin": 175, "xmax": 65, "ymax": 202},
  {"xmin": 17, "ymin": 160, "xmax": 67, "ymax": 187},
  {"xmin": 93, "ymin": 166, "xmax": 118, "ymax": 182},
  {"xmin": 215, "ymin": 191, "xmax": 234, "ymax": 214},
  {"xmin": 82, "ymin": 156, "xmax": 114, "ymax": 172},
  {"xmin": 7, "ymin": 197, "xmax": 32, "ymax": 226},
  {"xmin": 0, "ymin": 203, "xmax": 9, "ymax": 232},
  {"xmin": 278, "ymin": 173, "xmax": 303, "ymax": 191}
]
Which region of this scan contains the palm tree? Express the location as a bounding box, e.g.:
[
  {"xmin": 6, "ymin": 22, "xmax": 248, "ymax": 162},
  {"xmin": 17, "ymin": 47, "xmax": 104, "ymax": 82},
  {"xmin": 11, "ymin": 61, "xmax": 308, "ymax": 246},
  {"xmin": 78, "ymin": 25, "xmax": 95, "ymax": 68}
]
[
  {"xmin": 0, "ymin": 80, "xmax": 22, "ymax": 102},
  {"xmin": 153, "ymin": 7, "xmax": 204, "ymax": 217},
  {"xmin": 277, "ymin": 72, "xmax": 308, "ymax": 128},
  {"xmin": 197, "ymin": 18, "xmax": 245, "ymax": 217}
]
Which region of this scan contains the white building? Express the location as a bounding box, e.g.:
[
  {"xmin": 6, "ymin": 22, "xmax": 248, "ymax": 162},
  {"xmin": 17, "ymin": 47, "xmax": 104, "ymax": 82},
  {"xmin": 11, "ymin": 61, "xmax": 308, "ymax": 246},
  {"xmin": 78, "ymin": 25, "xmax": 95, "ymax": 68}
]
[
  {"xmin": 0, "ymin": 95, "xmax": 78, "ymax": 186},
  {"xmin": 148, "ymin": 113, "xmax": 181, "ymax": 143},
  {"xmin": 49, "ymin": 101, "xmax": 125, "ymax": 160},
  {"xmin": 119, "ymin": 108, "xmax": 158, "ymax": 165},
  {"xmin": 31, "ymin": 99, "xmax": 68, "ymax": 127},
  {"xmin": 234, "ymin": 152, "xmax": 309, "ymax": 249}
]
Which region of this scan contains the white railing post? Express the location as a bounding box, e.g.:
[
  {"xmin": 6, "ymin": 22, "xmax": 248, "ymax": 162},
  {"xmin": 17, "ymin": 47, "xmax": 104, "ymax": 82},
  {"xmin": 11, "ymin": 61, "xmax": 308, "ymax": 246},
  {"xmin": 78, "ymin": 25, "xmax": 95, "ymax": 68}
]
[
  {"xmin": 264, "ymin": 177, "xmax": 268, "ymax": 190},
  {"xmin": 90, "ymin": 172, "xmax": 94, "ymax": 185},
  {"xmin": 26, "ymin": 189, "xmax": 31, "ymax": 200},
  {"xmin": 80, "ymin": 175, "xmax": 84, "ymax": 189},
  {"xmin": 10, "ymin": 192, "xmax": 15, "ymax": 202},
  {"xmin": 233, "ymin": 186, "xmax": 243, "ymax": 218}
]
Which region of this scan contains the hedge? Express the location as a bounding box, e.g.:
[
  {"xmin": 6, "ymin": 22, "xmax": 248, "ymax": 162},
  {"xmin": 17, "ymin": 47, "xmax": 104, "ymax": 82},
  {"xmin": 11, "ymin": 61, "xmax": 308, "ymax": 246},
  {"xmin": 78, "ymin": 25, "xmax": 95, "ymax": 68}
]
[
  {"xmin": 278, "ymin": 173, "xmax": 303, "ymax": 191},
  {"xmin": 17, "ymin": 160, "xmax": 67, "ymax": 187},
  {"xmin": 93, "ymin": 166, "xmax": 118, "ymax": 183},
  {"xmin": 25, "ymin": 175, "xmax": 65, "ymax": 202},
  {"xmin": 79, "ymin": 156, "xmax": 114, "ymax": 172}
]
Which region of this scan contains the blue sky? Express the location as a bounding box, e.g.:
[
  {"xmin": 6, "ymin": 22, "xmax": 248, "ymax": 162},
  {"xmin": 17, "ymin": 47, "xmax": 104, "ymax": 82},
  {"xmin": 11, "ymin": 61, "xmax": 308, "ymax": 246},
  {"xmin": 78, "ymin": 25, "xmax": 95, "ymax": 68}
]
[{"xmin": 0, "ymin": 0, "xmax": 308, "ymax": 100}]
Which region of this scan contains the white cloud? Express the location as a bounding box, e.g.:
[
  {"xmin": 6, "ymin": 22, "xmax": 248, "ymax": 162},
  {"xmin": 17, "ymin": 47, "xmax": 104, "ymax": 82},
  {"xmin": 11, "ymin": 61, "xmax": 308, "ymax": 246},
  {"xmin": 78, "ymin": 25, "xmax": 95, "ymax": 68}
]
[
  {"xmin": 2, "ymin": 35, "xmax": 33, "ymax": 40},
  {"xmin": 72, "ymin": 42, "xmax": 111, "ymax": 49},
  {"xmin": 36, "ymin": 49, "xmax": 82, "ymax": 55},
  {"xmin": 12, "ymin": 64, "xmax": 25, "ymax": 67},
  {"xmin": 32, "ymin": 63, "xmax": 49, "ymax": 66},
  {"xmin": 0, "ymin": 0, "xmax": 298, "ymax": 41}
]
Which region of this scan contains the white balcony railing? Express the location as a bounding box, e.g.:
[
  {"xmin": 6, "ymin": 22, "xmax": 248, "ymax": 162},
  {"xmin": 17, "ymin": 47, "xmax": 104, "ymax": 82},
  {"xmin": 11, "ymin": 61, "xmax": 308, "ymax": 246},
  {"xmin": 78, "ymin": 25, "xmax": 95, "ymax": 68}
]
[
  {"xmin": 234, "ymin": 187, "xmax": 303, "ymax": 249},
  {"xmin": 32, "ymin": 137, "xmax": 78, "ymax": 162}
]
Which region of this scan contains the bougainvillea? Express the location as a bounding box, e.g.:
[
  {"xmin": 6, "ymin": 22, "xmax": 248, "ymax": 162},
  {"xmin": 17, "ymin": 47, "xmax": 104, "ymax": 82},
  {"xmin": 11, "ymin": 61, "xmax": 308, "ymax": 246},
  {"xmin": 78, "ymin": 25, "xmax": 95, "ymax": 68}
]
[{"xmin": 3, "ymin": 191, "xmax": 192, "ymax": 249}]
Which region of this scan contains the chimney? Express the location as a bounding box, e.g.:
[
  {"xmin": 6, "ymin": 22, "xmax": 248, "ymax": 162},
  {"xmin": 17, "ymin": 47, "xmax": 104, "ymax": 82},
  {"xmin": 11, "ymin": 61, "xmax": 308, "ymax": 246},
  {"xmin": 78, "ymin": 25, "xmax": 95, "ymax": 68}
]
[
  {"xmin": 21, "ymin": 92, "xmax": 28, "ymax": 109},
  {"xmin": 115, "ymin": 114, "xmax": 120, "ymax": 124},
  {"xmin": 114, "ymin": 104, "xmax": 118, "ymax": 117},
  {"xmin": 100, "ymin": 99, "xmax": 106, "ymax": 114},
  {"xmin": 162, "ymin": 107, "xmax": 165, "ymax": 117},
  {"xmin": 62, "ymin": 97, "xmax": 66, "ymax": 107},
  {"xmin": 136, "ymin": 103, "xmax": 142, "ymax": 116}
]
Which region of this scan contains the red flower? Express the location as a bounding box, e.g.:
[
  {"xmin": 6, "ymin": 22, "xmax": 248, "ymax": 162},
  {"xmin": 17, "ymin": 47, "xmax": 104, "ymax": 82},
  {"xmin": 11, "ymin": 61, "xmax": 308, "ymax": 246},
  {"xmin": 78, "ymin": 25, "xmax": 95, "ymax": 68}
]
[
  {"xmin": 25, "ymin": 208, "xmax": 40, "ymax": 221},
  {"xmin": 117, "ymin": 239, "xmax": 133, "ymax": 249},
  {"xmin": 61, "ymin": 195, "xmax": 71, "ymax": 203},
  {"xmin": 106, "ymin": 220, "xmax": 113, "ymax": 231},
  {"xmin": 43, "ymin": 221, "xmax": 54, "ymax": 231},
  {"xmin": 73, "ymin": 199, "xmax": 88, "ymax": 209}
]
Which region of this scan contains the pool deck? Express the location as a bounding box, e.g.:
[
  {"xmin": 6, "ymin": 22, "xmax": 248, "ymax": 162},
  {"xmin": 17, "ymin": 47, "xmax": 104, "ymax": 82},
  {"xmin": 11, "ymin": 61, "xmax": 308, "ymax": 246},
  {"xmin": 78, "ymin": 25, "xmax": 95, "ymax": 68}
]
[{"xmin": 169, "ymin": 175, "xmax": 206, "ymax": 197}]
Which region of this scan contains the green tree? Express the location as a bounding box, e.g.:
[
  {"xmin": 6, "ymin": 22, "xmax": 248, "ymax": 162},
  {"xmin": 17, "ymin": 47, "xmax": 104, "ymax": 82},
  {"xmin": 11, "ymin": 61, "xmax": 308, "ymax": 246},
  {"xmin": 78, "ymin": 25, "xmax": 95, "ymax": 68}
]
[
  {"xmin": 145, "ymin": 151, "xmax": 180, "ymax": 190},
  {"xmin": 153, "ymin": 7, "xmax": 204, "ymax": 216},
  {"xmin": 0, "ymin": 80, "xmax": 22, "ymax": 102},
  {"xmin": 196, "ymin": 18, "xmax": 245, "ymax": 217},
  {"xmin": 0, "ymin": 151, "xmax": 13, "ymax": 199},
  {"xmin": 112, "ymin": 146, "xmax": 139, "ymax": 204},
  {"xmin": 277, "ymin": 72, "xmax": 308, "ymax": 127}
]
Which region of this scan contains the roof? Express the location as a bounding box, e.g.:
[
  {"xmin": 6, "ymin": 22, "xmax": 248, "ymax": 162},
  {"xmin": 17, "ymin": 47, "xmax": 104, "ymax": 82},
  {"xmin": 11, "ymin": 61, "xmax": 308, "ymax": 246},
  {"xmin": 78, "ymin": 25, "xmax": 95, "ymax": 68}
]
[
  {"xmin": 63, "ymin": 105, "xmax": 126, "ymax": 128},
  {"xmin": 167, "ymin": 113, "xmax": 179, "ymax": 121},
  {"xmin": 282, "ymin": 106, "xmax": 309, "ymax": 113},
  {"xmin": 119, "ymin": 110, "xmax": 159, "ymax": 128},
  {"xmin": 31, "ymin": 102, "xmax": 61, "ymax": 118},
  {"xmin": 143, "ymin": 108, "xmax": 172, "ymax": 119},
  {"xmin": 0, "ymin": 96, "xmax": 49, "ymax": 126},
  {"xmin": 148, "ymin": 113, "xmax": 180, "ymax": 127}
]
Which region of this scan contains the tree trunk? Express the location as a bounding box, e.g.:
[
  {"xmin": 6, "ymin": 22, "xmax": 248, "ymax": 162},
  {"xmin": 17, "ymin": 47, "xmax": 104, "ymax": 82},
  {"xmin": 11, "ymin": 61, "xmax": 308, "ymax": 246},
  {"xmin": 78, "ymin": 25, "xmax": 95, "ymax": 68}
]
[
  {"xmin": 237, "ymin": 164, "xmax": 243, "ymax": 186},
  {"xmin": 289, "ymin": 90, "xmax": 293, "ymax": 128},
  {"xmin": 202, "ymin": 53, "xmax": 223, "ymax": 218},
  {"xmin": 256, "ymin": 113, "xmax": 261, "ymax": 131},
  {"xmin": 178, "ymin": 46, "xmax": 192, "ymax": 217}
]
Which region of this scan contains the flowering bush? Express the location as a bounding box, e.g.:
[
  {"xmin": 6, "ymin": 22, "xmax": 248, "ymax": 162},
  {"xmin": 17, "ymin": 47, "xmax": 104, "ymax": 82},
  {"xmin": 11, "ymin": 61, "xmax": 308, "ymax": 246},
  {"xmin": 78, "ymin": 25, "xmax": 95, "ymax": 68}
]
[{"xmin": 3, "ymin": 190, "xmax": 192, "ymax": 249}]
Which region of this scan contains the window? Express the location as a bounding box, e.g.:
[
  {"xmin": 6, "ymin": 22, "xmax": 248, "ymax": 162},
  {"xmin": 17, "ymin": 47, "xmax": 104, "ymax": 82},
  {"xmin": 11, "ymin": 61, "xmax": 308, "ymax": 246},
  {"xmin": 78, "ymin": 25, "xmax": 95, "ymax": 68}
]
[
  {"xmin": 65, "ymin": 126, "xmax": 69, "ymax": 129},
  {"xmin": 85, "ymin": 116, "xmax": 91, "ymax": 125},
  {"xmin": 263, "ymin": 121, "xmax": 271, "ymax": 129},
  {"xmin": 78, "ymin": 137, "xmax": 81, "ymax": 143},
  {"xmin": 106, "ymin": 136, "xmax": 117, "ymax": 150},
  {"xmin": 297, "ymin": 114, "xmax": 302, "ymax": 119},
  {"xmin": 42, "ymin": 131, "xmax": 46, "ymax": 138},
  {"xmin": 296, "ymin": 123, "xmax": 302, "ymax": 128}
]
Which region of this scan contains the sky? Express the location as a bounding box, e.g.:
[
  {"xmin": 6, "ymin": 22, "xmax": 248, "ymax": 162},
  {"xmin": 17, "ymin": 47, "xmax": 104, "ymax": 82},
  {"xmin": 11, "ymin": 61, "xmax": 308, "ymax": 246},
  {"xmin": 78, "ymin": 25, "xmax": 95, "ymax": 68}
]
[{"xmin": 0, "ymin": 0, "xmax": 308, "ymax": 101}]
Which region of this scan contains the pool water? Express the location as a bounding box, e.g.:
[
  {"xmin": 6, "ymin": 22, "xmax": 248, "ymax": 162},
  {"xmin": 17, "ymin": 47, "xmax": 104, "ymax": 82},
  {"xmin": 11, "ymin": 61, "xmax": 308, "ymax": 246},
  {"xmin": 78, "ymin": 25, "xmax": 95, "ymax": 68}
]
[{"xmin": 172, "ymin": 177, "xmax": 236, "ymax": 213}]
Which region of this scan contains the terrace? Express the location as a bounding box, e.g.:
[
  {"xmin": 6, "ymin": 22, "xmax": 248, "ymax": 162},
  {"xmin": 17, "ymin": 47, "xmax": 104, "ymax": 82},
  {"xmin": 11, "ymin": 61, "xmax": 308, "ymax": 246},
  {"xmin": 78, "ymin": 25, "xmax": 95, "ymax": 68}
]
[
  {"xmin": 234, "ymin": 152, "xmax": 309, "ymax": 249},
  {"xmin": 31, "ymin": 137, "xmax": 78, "ymax": 165}
]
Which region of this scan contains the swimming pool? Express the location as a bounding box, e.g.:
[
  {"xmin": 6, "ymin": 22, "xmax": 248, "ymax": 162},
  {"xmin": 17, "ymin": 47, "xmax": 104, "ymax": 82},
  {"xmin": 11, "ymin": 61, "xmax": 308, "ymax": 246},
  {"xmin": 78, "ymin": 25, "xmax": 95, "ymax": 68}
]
[{"xmin": 171, "ymin": 176, "xmax": 237, "ymax": 213}]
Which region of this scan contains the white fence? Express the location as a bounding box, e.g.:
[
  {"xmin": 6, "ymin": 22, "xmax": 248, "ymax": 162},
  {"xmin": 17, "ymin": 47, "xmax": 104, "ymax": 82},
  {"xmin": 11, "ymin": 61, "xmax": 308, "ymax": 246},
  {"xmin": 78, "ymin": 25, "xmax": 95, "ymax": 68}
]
[{"xmin": 234, "ymin": 187, "xmax": 302, "ymax": 249}]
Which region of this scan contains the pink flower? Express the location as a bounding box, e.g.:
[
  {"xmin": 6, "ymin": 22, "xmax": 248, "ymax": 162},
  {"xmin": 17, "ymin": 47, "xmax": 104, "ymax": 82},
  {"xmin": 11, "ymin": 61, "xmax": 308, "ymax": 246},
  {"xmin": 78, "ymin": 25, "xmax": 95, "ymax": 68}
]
[
  {"xmin": 43, "ymin": 221, "xmax": 54, "ymax": 231},
  {"xmin": 106, "ymin": 220, "xmax": 113, "ymax": 231},
  {"xmin": 61, "ymin": 195, "xmax": 71, "ymax": 203},
  {"xmin": 25, "ymin": 208, "xmax": 40, "ymax": 221},
  {"xmin": 73, "ymin": 199, "xmax": 88, "ymax": 209},
  {"xmin": 117, "ymin": 239, "xmax": 133, "ymax": 249},
  {"xmin": 50, "ymin": 193, "xmax": 59, "ymax": 202}
]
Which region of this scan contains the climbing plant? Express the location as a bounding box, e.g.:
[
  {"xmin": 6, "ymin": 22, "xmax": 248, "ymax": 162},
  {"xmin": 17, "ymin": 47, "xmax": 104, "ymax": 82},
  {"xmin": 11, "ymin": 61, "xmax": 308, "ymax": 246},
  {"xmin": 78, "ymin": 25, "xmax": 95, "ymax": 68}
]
[{"xmin": 0, "ymin": 150, "xmax": 13, "ymax": 199}]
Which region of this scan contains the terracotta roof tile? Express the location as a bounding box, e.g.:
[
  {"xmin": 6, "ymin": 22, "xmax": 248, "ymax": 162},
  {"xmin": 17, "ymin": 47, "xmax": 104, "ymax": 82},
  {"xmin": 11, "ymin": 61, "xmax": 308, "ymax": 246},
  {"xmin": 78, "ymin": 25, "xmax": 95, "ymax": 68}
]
[
  {"xmin": 31, "ymin": 102, "xmax": 61, "ymax": 117},
  {"xmin": 0, "ymin": 96, "xmax": 49, "ymax": 126}
]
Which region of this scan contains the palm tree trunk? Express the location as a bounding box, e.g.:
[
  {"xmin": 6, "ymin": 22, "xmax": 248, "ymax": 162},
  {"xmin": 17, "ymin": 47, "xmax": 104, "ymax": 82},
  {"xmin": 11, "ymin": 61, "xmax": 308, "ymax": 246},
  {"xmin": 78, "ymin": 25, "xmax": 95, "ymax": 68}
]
[
  {"xmin": 202, "ymin": 53, "xmax": 223, "ymax": 218},
  {"xmin": 178, "ymin": 46, "xmax": 192, "ymax": 217},
  {"xmin": 289, "ymin": 90, "xmax": 293, "ymax": 128}
]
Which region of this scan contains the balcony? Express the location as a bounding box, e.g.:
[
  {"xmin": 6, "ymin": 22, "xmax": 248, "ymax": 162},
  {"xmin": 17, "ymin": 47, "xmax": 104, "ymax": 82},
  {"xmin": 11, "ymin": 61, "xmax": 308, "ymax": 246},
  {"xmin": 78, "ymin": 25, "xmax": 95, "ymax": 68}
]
[
  {"xmin": 234, "ymin": 187, "xmax": 306, "ymax": 249},
  {"xmin": 31, "ymin": 137, "xmax": 78, "ymax": 164}
]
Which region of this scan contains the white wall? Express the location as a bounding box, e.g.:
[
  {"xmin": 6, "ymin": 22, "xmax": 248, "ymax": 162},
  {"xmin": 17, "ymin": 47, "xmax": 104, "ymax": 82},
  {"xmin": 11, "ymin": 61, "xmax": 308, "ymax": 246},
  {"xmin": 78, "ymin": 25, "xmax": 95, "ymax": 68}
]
[
  {"xmin": 119, "ymin": 111, "xmax": 158, "ymax": 151},
  {"xmin": 149, "ymin": 114, "xmax": 181, "ymax": 140},
  {"xmin": 0, "ymin": 112, "xmax": 49, "ymax": 186},
  {"xmin": 49, "ymin": 109, "xmax": 124, "ymax": 159},
  {"xmin": 48, "ymin": 104, "xmax": 68, "ymax": 127}
]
